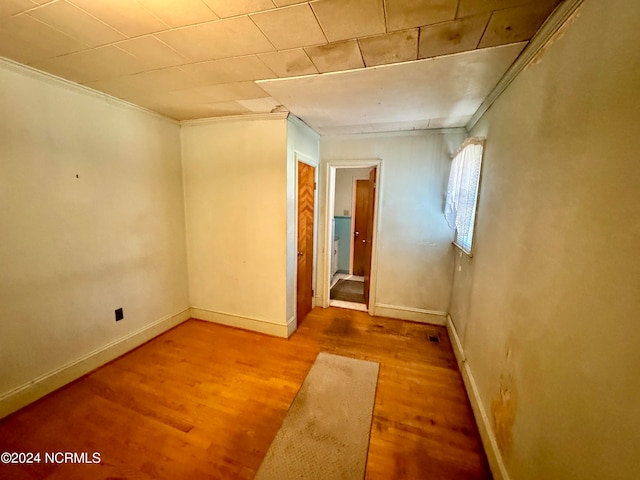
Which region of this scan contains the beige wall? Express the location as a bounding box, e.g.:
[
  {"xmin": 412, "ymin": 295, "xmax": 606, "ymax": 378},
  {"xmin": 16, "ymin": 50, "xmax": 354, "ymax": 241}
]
[
  {"xmin": 450, "ymin": 0, "xmax": 640, "ymax": 478},
  {"xmin": 320, "ymin": 130, "xmax": 465, "ymax": 321},
  {"xmin": 0, "ymin": 60, "xmax": 190, "ymax": 411},
  {"xmin": 181, "ymin": 115, "xmax": 291, "ymax": 336}
]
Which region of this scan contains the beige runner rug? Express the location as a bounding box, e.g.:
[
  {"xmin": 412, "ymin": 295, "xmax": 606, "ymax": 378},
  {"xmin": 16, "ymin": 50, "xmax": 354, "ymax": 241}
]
[{"xmin": 254, "ymin": 352, "xmax": 379, "ymax": 480}]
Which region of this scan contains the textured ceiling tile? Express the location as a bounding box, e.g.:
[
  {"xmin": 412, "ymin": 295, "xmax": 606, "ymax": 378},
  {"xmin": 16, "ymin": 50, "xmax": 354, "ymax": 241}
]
[
  {"xmin": 0, "ymin": 0, "xmax": 38, "ymax": 16},
  {"xmin": 257, "ymin": 49, "xmax": 318, "ymax": 77},
  {"xmin": 201, "ymin": 0, "xmax": 275, "ymax": 18},
  {"xmin": 135, "ymin": 0, "xmax": 219, "ymax": 28},
  {"xmin": 116, "ymin": 36, "xmax": 188, "ymax": 70},
  {"xmin": 181, "ymin": 55, "xmax": 277, "ymax": 85},
  {"xmin": 359, "ymin": 29, "xmax": 418, "ymax": 67},
  {"xmin": 237, "ymin": 96, "xmax": 282, "ymax": 113},
  {"xmin": 305, "ymin": 40, "xmax": 365, "ymax": 73},
  {"xmin": 251, "ymin": 4, "xmax": 326, "ymax": 50},
  {"xmin": 457, "ymin": 0, "xmax": 535, "ymax": 18},
  {"xmin": 310, "ymin": 0, "xmax": 385, "ymax": 42},
  {"xmin": 83, "ymin": 75, "xmax": 147, "ymax": 99},
  {"xmin": 68, "ymin": 0, "xmax": 168, "ymax": 37},
  {"xmin": 171, "ymin": 81, "xmax": 270, "ymax": 104},
  {"xmin": 31, "ymin": 45, "xmax": 143, "ymax": 84},
  {"xmin": 136, "ymin": 96, "xmax": 251, "ymax": 121},
  {"xmin": 28, "ymin": 1, "xmax": 125, "ymax": 47},
  {"xmin": 272, "ymin": 0, "xmax": 308, "ymax": 5},
  {"xmin": 478, "ymin": 1, "xmax": 557, "ymax": 48},
  {"xmin": 128, "ymin": 67, "xmax": 202, "ymax": 92},
  {"xmin": 419, "ymin": 14, "xmax": 490, "ymax": 59},
  {"xmin": 203, "ymin": 101, "xmax": 253, "ymax": 116},
  {"xmin": 385, "ymin": 0, "xmax": 458, "ymax": 31},
  {"xmin": 0, "ymin": 14, "xmax": 87, "ymax": 65},
  {"xmin": 156, "ymin": 16, "xmax": 275, "ymax": 62}
]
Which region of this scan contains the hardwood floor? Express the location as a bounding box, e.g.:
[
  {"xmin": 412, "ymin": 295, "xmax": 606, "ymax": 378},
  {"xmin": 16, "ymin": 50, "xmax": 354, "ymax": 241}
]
[{"xmin": 0, "ymin": 308, "xmax": 492, "ymax": 480}]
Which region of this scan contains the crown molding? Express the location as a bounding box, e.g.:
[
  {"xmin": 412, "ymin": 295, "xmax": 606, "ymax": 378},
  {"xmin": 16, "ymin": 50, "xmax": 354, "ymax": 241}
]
[
  {"xmin": 0, "ymin": 56, "xmax": 179, "ymax": 125},
  {"xmin": 466, "ymin": 0, "xmax": 585, "ymax": 131},
  {"xmin": 322, "ymin": 127, "xmax": 467, "ymax": 140}
]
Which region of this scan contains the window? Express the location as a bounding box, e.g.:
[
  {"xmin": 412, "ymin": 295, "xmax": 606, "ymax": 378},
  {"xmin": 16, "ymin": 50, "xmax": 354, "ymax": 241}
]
[{"xmin": 444, "ymin": 138, "xmax": 484, "ymax": 254}]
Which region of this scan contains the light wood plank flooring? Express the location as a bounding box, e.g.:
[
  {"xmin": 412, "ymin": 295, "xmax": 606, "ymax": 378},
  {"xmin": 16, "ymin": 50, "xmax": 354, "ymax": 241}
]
[{"xmin": 0, "ymin": 307, "xmax": 492, "ymax": 479}]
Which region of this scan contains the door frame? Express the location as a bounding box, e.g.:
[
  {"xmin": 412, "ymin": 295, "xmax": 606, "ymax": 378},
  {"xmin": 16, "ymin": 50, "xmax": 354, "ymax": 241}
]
[
  {"xmin": 322, "ymin": 158, "xmax": 383, "ymax": 314},
  {"xmin": 294, "ymin": 153, "xmax": 318, "ymax": 321}
]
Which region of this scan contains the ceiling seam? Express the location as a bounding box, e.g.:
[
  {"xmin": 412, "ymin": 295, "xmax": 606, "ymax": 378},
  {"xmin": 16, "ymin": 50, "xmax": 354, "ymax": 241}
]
[
  {"xmin": 308, "ymin": 2, "xmax": 329, "ymax": 45},
  {"xmin": 476, "ymin": 12, "xmax": 493, "ymax": 49}
]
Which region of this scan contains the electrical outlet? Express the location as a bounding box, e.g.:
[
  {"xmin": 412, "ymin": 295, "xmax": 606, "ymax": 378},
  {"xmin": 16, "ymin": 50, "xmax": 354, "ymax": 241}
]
[{"xmin": 115, "ymin": 308, "xmax": 124, "ymax": 321}]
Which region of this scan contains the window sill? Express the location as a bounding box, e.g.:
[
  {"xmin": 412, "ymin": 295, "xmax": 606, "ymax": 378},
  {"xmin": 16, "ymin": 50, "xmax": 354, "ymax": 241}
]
[{"xmin": 452, "ymin": 241, "xmax": 473, "ymax": 258}]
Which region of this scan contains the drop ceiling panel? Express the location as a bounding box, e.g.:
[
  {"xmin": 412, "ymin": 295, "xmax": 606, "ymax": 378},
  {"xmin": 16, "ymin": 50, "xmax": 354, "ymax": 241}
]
[
  {"xmin": 28, "ymin": 1, "xmax": 125, "ymax": 48},
  {"xmin": 0, "ymin": 0, "xmax": 37, "ymax": 16},
  {"xmin": 250, "ymin": 4, "xmax": 326, "ymax": 50},
  {"xmin": 305, "ymin": 40, "xmax": 365, "ymax": 73},
  {"xmin": 155, "ymin": 16, "xmax": 275, "ymax": 62},
  {"xmin": 237, "ymin": 96, "xmax": 281, "ymax": 113},
  {"xmin": 418, "ymin": 13, "xmax": 490, "ymax": 59},
  {"xmin": 0, "ymin": 15, "xmax": 87, "ymax": 65},
  {"xmin": 128, "ymin": 67, "xmax": 202, "ymax": 91},
  {"xmin": 385, "ymin": 0, "xmax": 458, "ymax": 32},
  {"xmin": 202, "ymin": 0, "xmax": 276, "ymax": 18},
  {"xmin": 180, "ymin": 55, "xmax": 277, "ymax": 85},
  {"xmin": 69, "ymin": 0, "xmax": 168, "ymax": 37},
  {"xmin": 359, "ymin": 29, "xmax": 418, "ymax": 67},
  {"xmin": 457, "ymin": 0, "xmax": 536, "ymax": 17},
  {"xmin": 171, "ymin": 81, "xmax": 269, "ymax": 105},
  {"xmin": 116, "ymin": 35, "xmax": 189, "ymax": 71},
  {"xmin": 258, "ymin": 43, "xmax": 526, "ymax": 134},
  {"xmin": 257, "ymin": 49, "xmax": 318, "ymax": 77},
  {"xmin": 310, "ymin": 0, "xmax": 385, "ymax": 42},
  {"xmin": 135, "ymin": 0, "xmax": 219, "ymax": 28},
  {"xmin": 478, "ymin": 1, "xmax": 558, "ymax": 48},
  {"xmin": 32, "ymin": 45, "xmax": 143, "ymax": 84},
  {"xmin": 272, "ymin": 0, "xmax": 308, "ymax": 5}
]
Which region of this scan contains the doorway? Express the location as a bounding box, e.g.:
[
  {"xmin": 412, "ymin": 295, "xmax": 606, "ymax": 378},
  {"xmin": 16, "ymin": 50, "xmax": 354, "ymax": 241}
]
[
  {"xmin": 326, "ymin": 163, "xmax": 379, "ymax": 312},
  {"xmin": 296, "ymin": 161, "xmax": 315, "ymax": 326}
]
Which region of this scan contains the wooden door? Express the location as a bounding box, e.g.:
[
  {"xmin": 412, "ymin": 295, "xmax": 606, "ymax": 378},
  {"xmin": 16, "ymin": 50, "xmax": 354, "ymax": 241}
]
[
  {"xmin": 297, "ymin": 162, "xmax": 315, "ymax": 326},
  {"xmin": 353, "ymin": 179, "xmax": 369, "ymax": 276},
  {"xmin": 363, "ymin": 168, "xmax": 376, "ymax": 304}
]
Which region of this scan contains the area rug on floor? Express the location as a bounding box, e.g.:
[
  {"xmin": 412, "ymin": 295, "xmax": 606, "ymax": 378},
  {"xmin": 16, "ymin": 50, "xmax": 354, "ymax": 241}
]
[
  {"xmin": 254, "ymin": 352, "xmax": 379, "ymax": 480},
  {"xmin": 330, "ymin": 279, "xmax": 366, "ymax": 304}
]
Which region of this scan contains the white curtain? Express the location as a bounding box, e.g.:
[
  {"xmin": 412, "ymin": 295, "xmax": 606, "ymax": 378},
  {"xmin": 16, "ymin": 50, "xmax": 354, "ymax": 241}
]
[{"xmin": 444, "ymin": 142, "xmax": 483, "ymax": 251}]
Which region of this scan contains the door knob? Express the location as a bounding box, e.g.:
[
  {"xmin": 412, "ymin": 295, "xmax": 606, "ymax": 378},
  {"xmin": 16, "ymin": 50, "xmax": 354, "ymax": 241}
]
[
  {"xmin": 297, "ymin": 251, "xmax": 303, "ymax": 256},
  {"xmin": 354, "ymin": 231, "xmax": 359, "ymax": 238}
]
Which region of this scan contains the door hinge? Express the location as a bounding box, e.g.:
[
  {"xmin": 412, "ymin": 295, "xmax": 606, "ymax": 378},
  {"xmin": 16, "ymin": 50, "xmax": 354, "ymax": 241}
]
[
  {"xmin": 314, "ymin": 182, "xmax": 317, "ymax": 190},
  {"xmin": 312, "ymin": 289, "xmax": 314, "ymax": 296}
]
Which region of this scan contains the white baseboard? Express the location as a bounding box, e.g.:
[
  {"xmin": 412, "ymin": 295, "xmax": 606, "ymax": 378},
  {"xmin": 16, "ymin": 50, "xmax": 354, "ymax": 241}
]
[
  {"xmin": 446, "ymin": 315, "xmax": 510, "ymax": 480},
  {"xmin": 286, "ymin": 315, "xmax": 297, "ymax": 337},
  {"xmin": 190, "ymin": 307, "xmax": 289, "ymax": 338},
  {"xmin": 0, "ymin": 308, "xmax": 191, "ymax": 420},
  {"xmin": 374, "ymin": 303, "xmax": 447, "ymax": 325}
]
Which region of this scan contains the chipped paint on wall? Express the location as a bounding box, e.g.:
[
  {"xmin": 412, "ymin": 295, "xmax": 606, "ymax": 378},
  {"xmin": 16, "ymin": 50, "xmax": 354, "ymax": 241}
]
[
  {"xmin": 491, "ymin": 347, "xmax": 518, "ymax": 457},
  {"xmin": 529, "ymin": 3, "xmax": 584, "ymax": 67}
]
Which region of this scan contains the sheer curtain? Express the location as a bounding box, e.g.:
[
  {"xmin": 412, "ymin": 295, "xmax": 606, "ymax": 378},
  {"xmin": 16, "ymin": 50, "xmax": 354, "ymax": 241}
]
[{"xmin": 444, "ymin": 140, "xmax": 484, "ymax": 253}]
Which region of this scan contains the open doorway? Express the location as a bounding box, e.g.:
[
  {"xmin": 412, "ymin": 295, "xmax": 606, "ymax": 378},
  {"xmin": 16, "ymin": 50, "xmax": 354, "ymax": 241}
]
[{"xmin": 329, "ymin": 165, "xmax": 377, "ymax": 312}]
